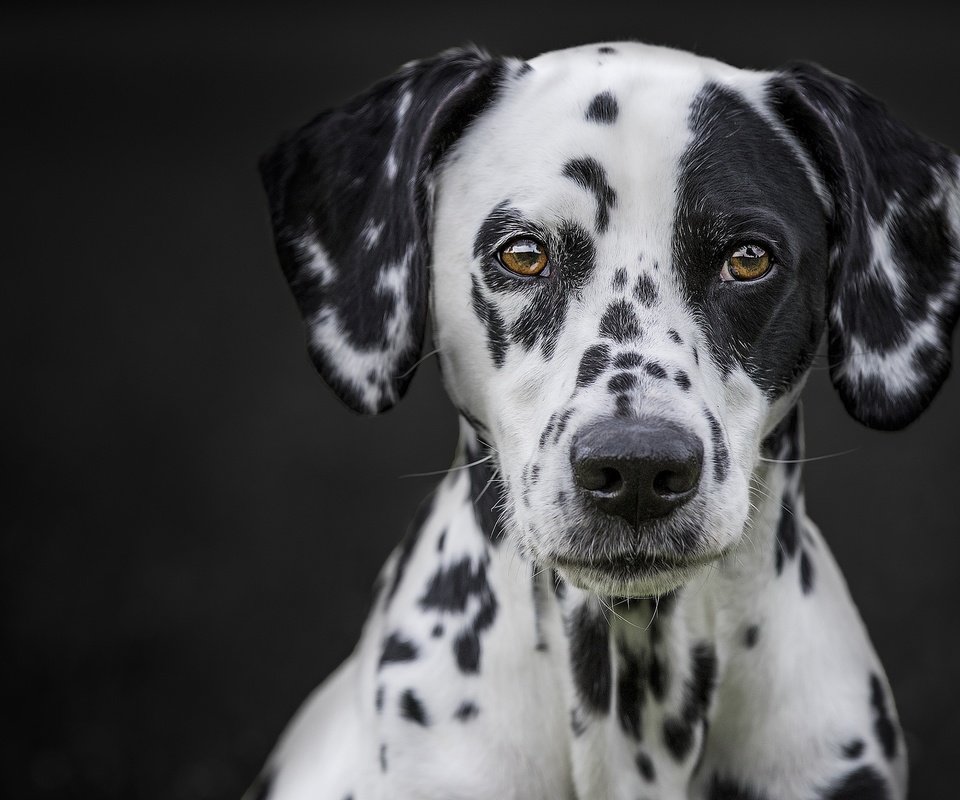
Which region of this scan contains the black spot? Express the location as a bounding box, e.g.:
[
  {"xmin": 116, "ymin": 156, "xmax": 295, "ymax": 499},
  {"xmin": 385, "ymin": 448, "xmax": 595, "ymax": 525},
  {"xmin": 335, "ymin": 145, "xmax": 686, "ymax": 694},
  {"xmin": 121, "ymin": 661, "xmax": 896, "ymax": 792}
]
[
  {"xmin": 635, "ymin": 751, "xmax": 656, "ymax": 782},
  {"xmin": 532, "ymin": 563, "xmax": 549, "ymax": 652},
  {"xmin": 634, "ymin": 274, "xmax": 658, "ymax": 305},
  {"xmin": 822, "ymin": 766, "xmax": 891, "ymax": 800},
  {"xmin": 649, "ymin": 650, "xmax": 669, "ymax": 702},
  {"xmin": 599, "ymin": 300, "xmax": 641, "ymax": 342},
  {"xmin": 586, "ymin": 91, "xmax": 619, "ymax": 124},
  {"xmin": 673, "ymin": 81, "xmax": 829, "ymax": 399},
  {"xmin": 662, "ymin": 642, "xmax": 717, "ymax": 761},
  {"xmin": 375, "ymin": 685, "xmax": 384, "ymax": 712},
  {"xmin": 613, "ymin": 351, "xmax": 643, "ymax": 369},
  {"xmin": 431, "ymin": 624, "xmax": 443, "ymax": 638},
  {"xmin": 386, "ymin": 493, "xmax": 433, "ymax": 604},
  {"xmin": 470, "ymin": 274, "xmax": 508, "ymax": 367},
  {"xmin": 668, "ymin": 329, "xmax": 683, "ymax": 344},
  {"xmin": 556, "ymin": 490, "xmax": 566, "ymax": 506},
  {"xmin": 567, "ymin": 602, "xmax": 612, "ymax": 714},
  {"xmin": 246, "ymin": 770, "xmax": 273, "ymax": 800},
  {"xmin": 775, "ymin": 496, "xmax": 798, "ymax": 575},
  {"xmin": 644, "ymin": 361, "xmax": 667, "ymax": 380},
  {"xmin": 675, "ymin": 370, "xmax": 691, "ymax": 391},
  {"xmin": 379, "ymin": 743, "xmax": 388, "ymax": 772},
  {"xmin": 869, "ymin": 673, "xmax": 898, "ymax": 760},
  {"xmin": 704, "ymin": 410, "xmax": 729, "ymax": 484},
  {"xmin": 616, "ymin": 641, "xmax": 646, "ymax": 739},
  {"xmin": 563, "ymin": 156, "xmax": 617, "ymax": 233},
  {"xmin": 800, "ymin": 549, "xmax": 815, "ymax": 594},
  {"xmin": 615, "ymin": 394, "xmax": 633, "ymax": 417},
  {"xmin": 553, "ymin": 408, "xmax": 575, "ymax": 442},
  {"xmin": 842, "ymin": 739, "xmax": 865, "ymax": 759},
  {"xmin": 612, "ymin": 267, "xmax": 628, "ymax": 289},
  {"xmin": 379, "ymin": 632, "xmax": 419, "ymax": 668},
  {"xmin": 454, "ymin": 629, "xmax": 481, "ymax": 672},
  {"xmin": 608, "ymin": 371, "xmax": 638, "ymax": 393},
  {"xmin": 598, "ymin": 46, "xmax": 617, "ymax": 54},
  {"xmin": 570, "ymin": 706, "xmax": 588, "ymax": 736},
  {"xmin": 516, "ymin": 62, "xmax": 533, "ymax": 77},
  {"xmin": 744, "ymin": 625, "xmax": 759, "ymax": 648},
  {"xmin": 708, "ymin": 774, "xmax": 772, "ymax": 800},
  {"xmin": 454, "ymin": 700, "xmax": 479, "ymax": 721},
  {"xmin": 436, "ymin": 530, "xmax": 446, "ymax": 551},
  {"xmin": 419, "ymin": 555, "xmax": 498, "ymax": 673},
  {"xmin": 399, "ymin": 689, "xmax": 429, "ymax": 726},
  {"xmin": 577, "ymin": 343, "xmax": 611, "ymax": 387}
]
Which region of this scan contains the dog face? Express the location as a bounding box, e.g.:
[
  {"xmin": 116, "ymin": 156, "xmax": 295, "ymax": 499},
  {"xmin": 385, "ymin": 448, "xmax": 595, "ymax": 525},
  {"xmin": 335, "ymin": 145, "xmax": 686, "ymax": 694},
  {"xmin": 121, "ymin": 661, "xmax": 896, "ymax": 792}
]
[{"xmin": 260, "ymin": 43, "xmax": 960, "ymax": 597}]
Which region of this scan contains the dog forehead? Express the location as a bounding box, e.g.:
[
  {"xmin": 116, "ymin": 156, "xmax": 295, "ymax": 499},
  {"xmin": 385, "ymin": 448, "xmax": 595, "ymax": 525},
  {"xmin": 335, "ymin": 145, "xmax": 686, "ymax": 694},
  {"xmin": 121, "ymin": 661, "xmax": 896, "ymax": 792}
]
[{"xmin": 446, "ymin": 42, "xmax": 769, "ymax": 220}]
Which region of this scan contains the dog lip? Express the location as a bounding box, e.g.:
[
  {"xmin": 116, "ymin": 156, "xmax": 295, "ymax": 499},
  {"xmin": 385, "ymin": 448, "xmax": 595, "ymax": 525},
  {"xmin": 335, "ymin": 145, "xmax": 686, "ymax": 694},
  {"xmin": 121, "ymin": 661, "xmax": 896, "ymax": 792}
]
[{"xmin": 553, "ymin": 550, "xmax": 717, "ymax": 575}]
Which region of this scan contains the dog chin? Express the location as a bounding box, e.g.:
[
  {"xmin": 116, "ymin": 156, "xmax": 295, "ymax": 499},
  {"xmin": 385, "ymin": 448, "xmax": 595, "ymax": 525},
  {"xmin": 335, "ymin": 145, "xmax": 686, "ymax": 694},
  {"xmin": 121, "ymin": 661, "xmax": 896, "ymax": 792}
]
[{"xmin": 554, "ymin": 559, "xmax": 709, "ymax": 599}]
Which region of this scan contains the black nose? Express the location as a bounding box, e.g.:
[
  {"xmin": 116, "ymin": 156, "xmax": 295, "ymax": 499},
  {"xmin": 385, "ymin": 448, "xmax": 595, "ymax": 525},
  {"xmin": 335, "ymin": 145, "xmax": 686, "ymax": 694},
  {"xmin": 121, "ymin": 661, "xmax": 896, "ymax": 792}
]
[{"xmin": 570, "ymin": 418, "xmax": 703, "ymax": 527}]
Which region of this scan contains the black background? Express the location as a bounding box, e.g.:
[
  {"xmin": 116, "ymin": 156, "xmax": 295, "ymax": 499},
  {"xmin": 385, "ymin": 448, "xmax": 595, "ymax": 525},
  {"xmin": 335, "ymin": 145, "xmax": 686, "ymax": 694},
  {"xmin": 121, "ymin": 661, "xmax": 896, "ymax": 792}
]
[{"xmin": 3, "ymin": 3, "xmax": 959, "ymax": 798}]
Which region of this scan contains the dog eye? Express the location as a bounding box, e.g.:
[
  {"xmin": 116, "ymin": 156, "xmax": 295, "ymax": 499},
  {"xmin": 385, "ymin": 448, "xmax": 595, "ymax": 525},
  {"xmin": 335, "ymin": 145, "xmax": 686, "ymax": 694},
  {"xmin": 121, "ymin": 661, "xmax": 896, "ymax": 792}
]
[
  {"xmin": 498, "ymin": 237, "xmax": 550, "ymax": 277},
  {"xmin": 720, "ymin": 244, "xmax": 771, "ymax": 282}
]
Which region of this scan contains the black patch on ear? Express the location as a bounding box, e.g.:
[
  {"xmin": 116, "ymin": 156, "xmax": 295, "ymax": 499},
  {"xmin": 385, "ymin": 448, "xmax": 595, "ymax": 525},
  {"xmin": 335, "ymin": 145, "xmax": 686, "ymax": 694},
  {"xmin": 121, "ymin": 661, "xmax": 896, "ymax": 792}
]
[
  {"xmin": 567, "ymin": 602, "xmax": 612, "ymax": 714},
  {"xmin": 577, "ymin": 344, "xmax": 611, "ymax": 387},
  {"xmin": 586, "ymin": 91, "xmax": 619, "ymax": 124},
  {"xmin": 399, "ymin": 688, "xmax": 429, "ymax": 726},
  {"xmin": 600, "ymin": 300, "xmax": 641, "ymax": 342},
  {"xmin": 563, "ymin": 156, "xmax": 618, "ymax": 233},
  {"xmin": 708, "ymin": 775, "xmax": 771, "ymax": 800},
  {"xmin": 768, "ymin": 62, "xmax": 960, "ymax": 430},
  {"xmin": 869, "ymin": 673, "xmax": 898, "ymax": 760},
  {"xmin": 662, "ymin": 642, "xmax": 717, "ymax": 762},
  {"xmin": 822, "ymin": 766, "xmax": 891, "ymax": 800},
  {"xmin": 260, "ymin": 48, "xmax": 508, "ymax": 413},
  {"xmin": 674, "ymin": 83, "xmax": 829, "ymax": 397},
  {"xmin": 379, "ymin": 632, "xmax": 419, "ymax": 667}
]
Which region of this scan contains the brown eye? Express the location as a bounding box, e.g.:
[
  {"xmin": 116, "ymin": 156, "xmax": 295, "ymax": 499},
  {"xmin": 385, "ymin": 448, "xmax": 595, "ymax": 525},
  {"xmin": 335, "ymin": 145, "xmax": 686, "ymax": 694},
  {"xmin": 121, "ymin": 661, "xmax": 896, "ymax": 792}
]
[
  {"xmin": 498, "ymin": 237, "xmax": 550, "ymax": 277},
  {"xmin": 721, "ymin": 244, "xmax": 771, "ymax": 282}
]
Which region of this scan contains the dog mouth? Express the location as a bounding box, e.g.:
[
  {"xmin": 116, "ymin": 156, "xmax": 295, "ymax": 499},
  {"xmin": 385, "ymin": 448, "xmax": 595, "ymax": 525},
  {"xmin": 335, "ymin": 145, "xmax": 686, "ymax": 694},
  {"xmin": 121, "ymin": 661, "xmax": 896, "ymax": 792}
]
[{"xmin": 552, "ymin": 549, "xmax": 721, "ymax": 593}]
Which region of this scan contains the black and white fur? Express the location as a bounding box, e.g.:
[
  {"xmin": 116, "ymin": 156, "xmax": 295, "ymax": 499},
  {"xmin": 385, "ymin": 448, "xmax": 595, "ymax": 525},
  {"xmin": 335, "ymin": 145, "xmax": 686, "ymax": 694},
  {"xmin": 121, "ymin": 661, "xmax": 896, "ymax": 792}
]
[{"xmin": 251, "ymin": 43, "xmax": 960, "ymax": 800}]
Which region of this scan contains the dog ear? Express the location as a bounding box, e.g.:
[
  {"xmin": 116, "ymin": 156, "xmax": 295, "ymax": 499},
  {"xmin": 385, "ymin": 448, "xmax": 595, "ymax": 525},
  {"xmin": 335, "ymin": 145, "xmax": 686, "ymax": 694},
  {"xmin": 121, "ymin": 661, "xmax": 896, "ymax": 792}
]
[
  {"xmin": 768, "ymin": 62, "xmax": 960, "ymax": 430},
  {"xmin": 260, "ymin": 48, "xmax": 508, "ymax": 413}
]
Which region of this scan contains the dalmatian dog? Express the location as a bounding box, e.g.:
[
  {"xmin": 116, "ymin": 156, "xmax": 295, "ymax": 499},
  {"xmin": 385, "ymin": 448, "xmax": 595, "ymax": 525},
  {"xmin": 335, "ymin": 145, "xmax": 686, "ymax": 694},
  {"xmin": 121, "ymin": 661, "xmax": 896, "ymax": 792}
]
[{"xmin": 251, "ymin": 42, "xmax": 959, "ymax": 800}]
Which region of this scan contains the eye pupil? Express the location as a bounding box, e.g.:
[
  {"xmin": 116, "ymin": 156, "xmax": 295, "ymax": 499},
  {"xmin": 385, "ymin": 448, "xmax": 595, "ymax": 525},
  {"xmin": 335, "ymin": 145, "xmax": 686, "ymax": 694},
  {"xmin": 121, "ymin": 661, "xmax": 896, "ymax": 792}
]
[{"xmin": 498, "ymin": 238, "xmax": 549, "ymax": 276}]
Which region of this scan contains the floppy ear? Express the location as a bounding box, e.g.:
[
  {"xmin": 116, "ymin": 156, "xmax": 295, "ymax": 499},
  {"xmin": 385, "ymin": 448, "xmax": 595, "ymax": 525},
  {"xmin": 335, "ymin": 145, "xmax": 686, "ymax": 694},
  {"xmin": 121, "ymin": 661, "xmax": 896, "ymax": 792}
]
[
  {"xmin": 260, "ymin": 47, "xmax": 509, "ymax": 413},
  {"xmin": 768, "ymin": 62, "xmax": 960, "ymax": 430}
]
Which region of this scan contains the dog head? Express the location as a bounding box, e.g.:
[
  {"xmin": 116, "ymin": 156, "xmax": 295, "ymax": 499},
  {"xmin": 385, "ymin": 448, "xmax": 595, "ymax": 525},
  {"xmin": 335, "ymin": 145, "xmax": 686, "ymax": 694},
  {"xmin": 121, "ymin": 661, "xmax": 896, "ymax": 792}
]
[{"xmin": 260, "ymin": 43, "xmax": 960, "ymax": 597}]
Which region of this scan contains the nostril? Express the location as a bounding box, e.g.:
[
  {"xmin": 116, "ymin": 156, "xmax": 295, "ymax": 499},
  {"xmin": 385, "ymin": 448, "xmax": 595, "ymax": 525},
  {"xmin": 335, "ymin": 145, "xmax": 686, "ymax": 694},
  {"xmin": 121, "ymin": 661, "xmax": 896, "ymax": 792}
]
[
  {"xmin": 653, "ymin": 469, "xmax": 693, "ymax": 496},
  {"xmin": 596, "ymin": 467, "xmax": 623, "ymax": 494},
  {"xmin": 579, "ymin": 464, "xmax": 624, "ymax": 493}
]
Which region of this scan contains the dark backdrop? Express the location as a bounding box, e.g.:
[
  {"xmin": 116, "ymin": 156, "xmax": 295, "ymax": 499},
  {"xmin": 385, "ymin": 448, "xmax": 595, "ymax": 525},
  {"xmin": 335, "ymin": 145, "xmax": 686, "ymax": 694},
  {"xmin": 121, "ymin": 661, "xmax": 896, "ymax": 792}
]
[{"xmin": 3, "ymin": 3, "xmax": 959, "ymax": 798}]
